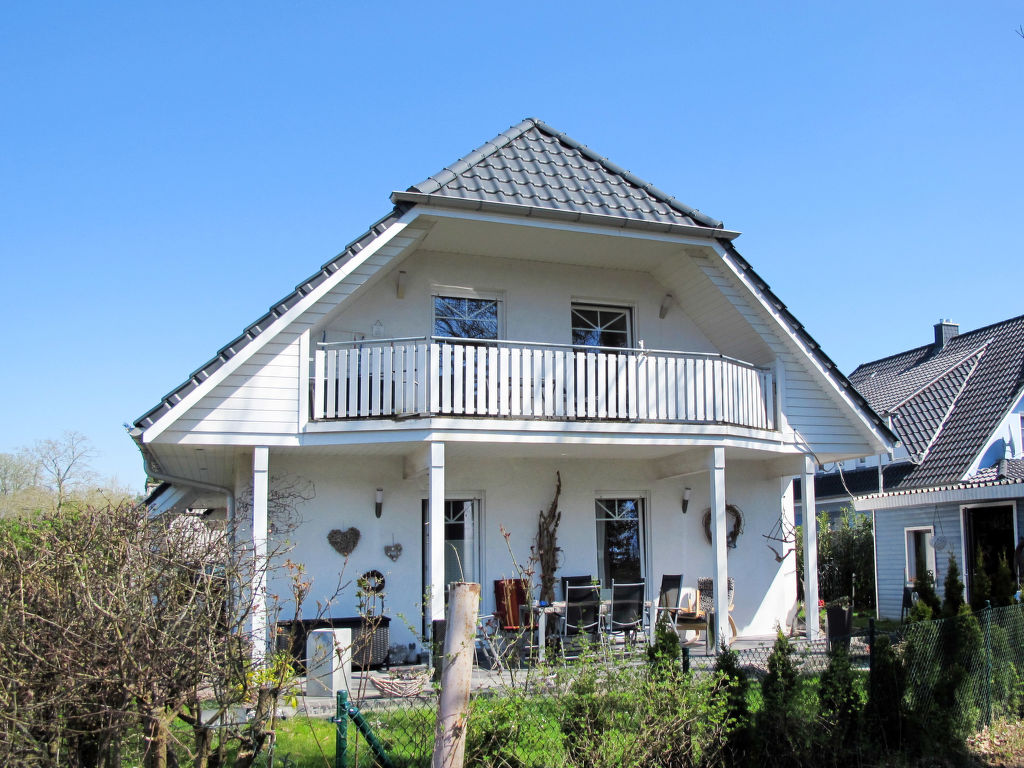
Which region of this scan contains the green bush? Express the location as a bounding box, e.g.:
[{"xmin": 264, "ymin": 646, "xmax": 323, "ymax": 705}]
[
  {"xmin": 866, "ymin": 633, "xmax": 904, "ymax": 751},
  {"xmin": 818, "ymin": 645, "xmax": 862, "ymax": 756},
  {"xmin": 755, "ymin": 630, "xmax": 815, "ymax": 767}
]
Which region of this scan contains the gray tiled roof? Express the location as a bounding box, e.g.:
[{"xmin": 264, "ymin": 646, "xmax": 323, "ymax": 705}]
[
  {"xmin": 399, "ymin": 118, "xmax": 723, "ymax": 229},
  {"xmin": 848, "ymin": 315, "xmax": 1024, "ymax": 490}
]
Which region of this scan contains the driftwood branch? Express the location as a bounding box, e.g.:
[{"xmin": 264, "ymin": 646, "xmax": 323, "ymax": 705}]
[{"xmin": 534, "ymin": 472, "xmax": 562, "ymax": 603}]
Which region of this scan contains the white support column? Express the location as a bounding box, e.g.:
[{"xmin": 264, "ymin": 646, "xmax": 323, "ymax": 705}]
[
  {"xmin": 252, "ymin": 445, "xmax": 270, "ymax": 665},
  {"xmin": 709, "ymin": 446, "xmax": 729, "ymax": 650},
  {"xmin": 802, "ymin": 454, "xmax": 820, "ymax": 640},
  {"xmin": 428, "ymin": 442, "xmax": 446, "ymax": 623}
]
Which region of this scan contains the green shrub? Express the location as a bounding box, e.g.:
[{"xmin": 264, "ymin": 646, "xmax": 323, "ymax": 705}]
[
  {"xmin": 991, "ymin": 553, "xmax": 1016, "ymax": 607},
  {"xmin": 817, "ymin": 645, "xmax": 863, "ymax": 764},
  {"xmin": 866, "ymin": 633, "xmax": 904, "ymax": 751},
  {"xmin": 970, "ymin": 546, "xmax": 993, "ymax": 612},
  {"xmin": 913, "ymin": 568, "xmax": 941, "ymax": 616},
  {"xmin": 943, "ymin": 553, "xmax": 966, "ymax": 618},
  {"xmin": 714, "ymin": 642, "xmax": 752, "ymax": 763},
  {"xmin": 756, "ymin": 630, "xmax": 815, "ymax": 767}
]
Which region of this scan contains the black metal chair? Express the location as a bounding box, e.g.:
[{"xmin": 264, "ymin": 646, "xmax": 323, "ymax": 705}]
[
  {"xmin": 607, "ymin": 580, "xmax": 645, "ymax": 647},
  {"xmin": 560, "ymin": 583, "xmax": 602, "ymax": 657},
  {"xmin": 561, "ymin": 574, "xmax": 592, "ymax": 602}
]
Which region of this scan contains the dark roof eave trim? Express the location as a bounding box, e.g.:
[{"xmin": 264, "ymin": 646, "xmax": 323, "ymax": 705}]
[{"xmin": 391, "ymin": 191, "xmax": 741, "ymax": 241}]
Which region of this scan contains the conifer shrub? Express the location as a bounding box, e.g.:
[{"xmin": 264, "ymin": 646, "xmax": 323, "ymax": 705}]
[
  {"xmin": 943, "ymin": 553, "xmax": 966, "ymax": 618},
  {"xmin": 818, "ymin": 644, "xmax": 863, "ymax": 761},
  {"xmin": 714, "ymin": 642, "xmax": 752, "ymax": 763},
  {"xmin": 865, "ymin": 633, "xmax": 904, "ymax": 751},
  {"xmin": 755, "ymin": 630, "xmax": 814, "ymax": 767}
]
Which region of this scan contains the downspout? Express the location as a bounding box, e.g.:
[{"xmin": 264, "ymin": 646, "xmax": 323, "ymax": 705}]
[{"xmin": 127, "ymin": 427, "xmax": 236, "ymax": 542}]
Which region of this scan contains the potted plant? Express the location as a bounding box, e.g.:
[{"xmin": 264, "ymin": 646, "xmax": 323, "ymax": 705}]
[{"xmin": 825, "ymin": 596, "xmax": 853, "ymax": 651}]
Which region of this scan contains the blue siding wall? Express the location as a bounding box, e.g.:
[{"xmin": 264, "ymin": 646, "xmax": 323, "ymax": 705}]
[
  {"xmin": 874, "ymin": 498, "xmax": 1023, "ymax": 619},
  {"xmin": 873, "ymin": 504, "xmax": 962, "ymax": 619}
]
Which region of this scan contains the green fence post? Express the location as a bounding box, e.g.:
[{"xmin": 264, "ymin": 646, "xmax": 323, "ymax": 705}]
[
  {"xmin": 333, "ymin": 690, "xmax": 348, "ymax": 768},
  {"xmin": 985, "ymin": 601, "xmax": 992, "ymax": 727},
  {"xmin": 868, "ymin": 618, "xmax": 876, "ymax": 702},
  {"xmin": 681, "ymin": 646, "xmax": 690, "ymax": 673}
]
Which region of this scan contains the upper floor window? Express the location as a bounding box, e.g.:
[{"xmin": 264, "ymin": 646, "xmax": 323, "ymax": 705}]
[
  {"xmin": 433, "ymin": 295, "xmax": 500, "ymax": 340},
  {"xmin": 571, "ymin": 304, "xmax": 633, "ymax": 349}
]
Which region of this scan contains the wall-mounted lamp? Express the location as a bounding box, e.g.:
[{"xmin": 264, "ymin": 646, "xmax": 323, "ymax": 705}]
[
  {"xmin": 375, "ymin": 488, "xmax": 384, "ymax": 518},
  {"xmin": 681, "ymin": 487, "xmax": 692, "ymax": 514},
  {"xmin": 659, "ymin": 293, "xmax": 675, "ymax": 320}
]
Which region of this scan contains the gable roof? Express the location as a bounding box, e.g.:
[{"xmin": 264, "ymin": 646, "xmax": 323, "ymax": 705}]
[
  {"xmin": 848, "ymin": 314, "xmax": 1024, "ymax": 490},
  {"xmin": 133, "ymin": 118, "xmax": 894, "ymax": 449},
  {"xmin": 392, "ymin": 118, "xmax": 726, "ymax": 231}
]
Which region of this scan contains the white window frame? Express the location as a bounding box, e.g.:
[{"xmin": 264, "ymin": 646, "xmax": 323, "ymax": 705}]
[
  {"xmin": 431, "ymin": 287, "xmax": 505, "ymax": 340},
  {"xmin": 571, "ymin": 301, "xmax": 635, "ymax": 349},
  {"xmin": 904, "ymin": 525, "xmax": 936, "ymax": 586}
]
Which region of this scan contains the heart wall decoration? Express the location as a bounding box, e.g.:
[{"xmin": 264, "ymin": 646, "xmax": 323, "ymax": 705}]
[
  {"xmin": 384, "ymin": 542, "xmax": 403, "ymax": 561},
  {"xmin": 327, "ymin": 527, "xmax": 361, "ymax": 557}
]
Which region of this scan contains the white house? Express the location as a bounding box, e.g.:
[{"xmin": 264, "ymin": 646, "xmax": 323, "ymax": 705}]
[{"xmin": 130, "ymin": 118, "xmax": 894, "ymax": 658}]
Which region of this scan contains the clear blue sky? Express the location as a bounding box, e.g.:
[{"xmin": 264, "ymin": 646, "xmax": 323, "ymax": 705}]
[{"xmin": 2, "ymin": 2, "xmax": 1022, "ymax": 491}]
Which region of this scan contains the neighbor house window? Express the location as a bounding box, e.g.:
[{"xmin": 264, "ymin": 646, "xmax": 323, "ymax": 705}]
[
  {"xmin": 571, "ymin": 304, "xmax": 632, "ymax": 349},
  {"xmin": 433, "ymin": 295, "xmax": 500, "ymax": 340},
  {"xmin": 905, "ymin": 527, "xmax": 935, "ymax": 585},
  {"xmin": 595, "ymin": 497, "xmax": 646, "ymax": 586}
]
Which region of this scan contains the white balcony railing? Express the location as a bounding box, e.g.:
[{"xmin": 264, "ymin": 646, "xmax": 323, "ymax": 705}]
[{"xmin": 311, "ymin": 337, "xmax": 776, "ymax": 431}]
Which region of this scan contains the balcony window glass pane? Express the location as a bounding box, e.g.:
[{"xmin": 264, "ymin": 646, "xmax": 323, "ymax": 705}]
[
  {"xmin": 434, "ymin": 296, "xmax": 499, "ymax": 340},
  {"xmin": 571, "ymin": 305, "xmax": 632, "ymax": 348},
  {"xmin": 595, "ymin": 498, "xmax": 645, "ymax": 587}
]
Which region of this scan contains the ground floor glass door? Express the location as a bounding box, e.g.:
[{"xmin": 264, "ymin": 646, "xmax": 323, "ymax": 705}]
[
  {"xmin": 963, "ymin": 504, "xmax": 1015, "ymax": 604},
  {"xmin": 421, "ymin": 499, "xmax": 479, "ymax": 636}
]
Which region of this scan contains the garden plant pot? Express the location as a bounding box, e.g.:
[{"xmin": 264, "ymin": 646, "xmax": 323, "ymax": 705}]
[{"xmin": 826, "ymin": 605, "xmax": 853, "ymax": 651}]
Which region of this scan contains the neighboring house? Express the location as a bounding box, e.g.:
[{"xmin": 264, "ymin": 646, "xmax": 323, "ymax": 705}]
[
  {"xmin": 129, "ymin": 118, "xmax": 893, "ymax": 657},
  {"xmin": 804, "ymin": 316, "xmax": 1024, "ymax": 620}
]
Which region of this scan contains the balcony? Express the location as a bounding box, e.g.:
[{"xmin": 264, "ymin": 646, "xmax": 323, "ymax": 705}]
[{"xmin": 310, "ymin": 337, "xmax": 776, "ymax": 431}]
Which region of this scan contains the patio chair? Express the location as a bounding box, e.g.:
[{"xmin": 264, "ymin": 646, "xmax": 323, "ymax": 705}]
[
  {"xmin": 607, "ymin": 580, "xmax": 645, "ymax": 647},
  {"xmin": 655, "ymin": 575, "xmax": 710, "ymax": 647},
  {"xmin": 695, "ymin": 576, "xmax": 738, "ymax": 644},
  {"xmin": 560, "ymin": 583, "xmax": 602, "ymax": 657},
  {"xmin": 493, "ymin": 578, "xmax": 530, "ymax": 631},
  {"xmin": 560, "ymin": 574, "xmax": 593, "ymax": 602}
]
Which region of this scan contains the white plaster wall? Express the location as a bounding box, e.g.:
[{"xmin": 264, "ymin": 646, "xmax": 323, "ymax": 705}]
[
  {"xmin": 319, "ymin": 250, "xmax": 717, "ymax": 354},
  {"xmin": 244, "ymin": 451, "xmax": 796, "ymax": 650}
]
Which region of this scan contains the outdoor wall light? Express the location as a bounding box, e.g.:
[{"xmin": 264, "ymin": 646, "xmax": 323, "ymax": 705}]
[
  {"xmin": 375, "ymin": 488, "xmax": 384, "ymax": 518},
  {"xmin": 681, "ymin": 487, "xmax": 692, "ymax": 514},
  {"xmin": 659, "ymin": 293, "xmax": 674, "ymax": 320}
]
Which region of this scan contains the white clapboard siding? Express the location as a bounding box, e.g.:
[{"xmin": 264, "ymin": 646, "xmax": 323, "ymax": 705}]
[
  {"xmin": 310, "ymin": 339, "xmax": 776, "ymax": 430},
  {"xmin": 159, "ymin": 227, "xmax": 426, "ymax": 441}
]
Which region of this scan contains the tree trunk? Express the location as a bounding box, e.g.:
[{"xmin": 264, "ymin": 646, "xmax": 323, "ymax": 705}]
[
  {"xmin": 232, "ymin": 688, "xmax": 276, "ymax": 768},
  {"xmin": 143, "ymin": 711, "xmax": 168, "ymax": 768}
]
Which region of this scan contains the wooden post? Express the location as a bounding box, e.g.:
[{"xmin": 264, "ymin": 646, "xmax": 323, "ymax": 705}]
[
  {"xmin": 432, "ymin": 582, "xmax": 480, "ymax": 768},
  {"xmin": 252, "ymin": 446, "xmax": 270, "ymax": 665}
]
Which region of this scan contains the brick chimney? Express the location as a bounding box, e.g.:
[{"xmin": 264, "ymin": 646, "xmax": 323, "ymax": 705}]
[{"xmin": 934, "ymin": 319, "xmax": 959, "ymax": 349}]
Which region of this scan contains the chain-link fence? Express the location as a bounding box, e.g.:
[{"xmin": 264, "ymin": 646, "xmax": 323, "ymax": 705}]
[{"xmin": 265, "ymin": 605, "xmax": 1024, "ymax": 767}]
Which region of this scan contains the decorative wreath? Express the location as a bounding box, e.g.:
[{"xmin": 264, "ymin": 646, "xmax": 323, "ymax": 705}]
[
  {"xmin": 701, "ymin": 505, "xmax": 745, "ymax": 549},
  {"xmin": 360, "ymin": 569, "xmax": 386, "ymax": 594}
]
